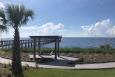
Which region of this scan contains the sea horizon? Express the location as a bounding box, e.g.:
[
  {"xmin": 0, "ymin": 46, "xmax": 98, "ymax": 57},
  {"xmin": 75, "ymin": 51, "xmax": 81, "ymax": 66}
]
[{"xmin": 1, "ymin": 37, "xmax": 114, "ymax": 48}]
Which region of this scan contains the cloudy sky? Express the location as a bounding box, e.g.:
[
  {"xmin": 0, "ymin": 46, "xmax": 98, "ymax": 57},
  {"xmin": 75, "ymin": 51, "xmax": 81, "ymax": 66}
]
[{"xmin": 0, "ymin": 0, "xmax": 115, "ymax": 38}]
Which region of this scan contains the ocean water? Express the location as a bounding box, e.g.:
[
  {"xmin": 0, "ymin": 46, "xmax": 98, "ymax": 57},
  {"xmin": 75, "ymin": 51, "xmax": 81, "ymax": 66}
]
[
  {"xmin": 59, "ymin": 37, "xmax": 115, "ymax": 48},
  {"xmin": 1, "ymin": 37, "xmax": 115, "ymax": 48}
]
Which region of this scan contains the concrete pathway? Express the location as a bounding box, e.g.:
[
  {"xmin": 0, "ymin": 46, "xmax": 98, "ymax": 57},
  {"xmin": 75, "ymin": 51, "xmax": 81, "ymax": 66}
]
[
  {"xmin": 0, "ymin": 57, "xmax": 115, "ymax": 69},
  {"xmin": 75, "ymin": 62, "xmax": 115, "ymax": 69}
]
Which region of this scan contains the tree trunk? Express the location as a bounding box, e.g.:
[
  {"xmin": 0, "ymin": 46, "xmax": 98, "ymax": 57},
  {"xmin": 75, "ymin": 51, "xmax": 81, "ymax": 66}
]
[{"xmin": 12, "ymin": 27, "xmax": 24, "ymax": 77}]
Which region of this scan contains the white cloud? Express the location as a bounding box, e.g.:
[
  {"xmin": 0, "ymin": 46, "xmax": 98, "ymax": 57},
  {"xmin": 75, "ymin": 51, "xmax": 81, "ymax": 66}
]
[
  {"xmin": 0, "ymin": 2, "xmax": 5, "ymax": 9},
  {"xmin": 106, "ymin": 26, "xmax": 115, "ymax": 37},
  {"xmin": 0, "ymin": 22, "xmax": 64, "ymax": 38},
  {"xmin": 81, "ymin": 19, "xmax": 115, "ymax": 37},
  {"xmin": 37, "ymin": 22, "xmax": 64, "ymax": 36}
]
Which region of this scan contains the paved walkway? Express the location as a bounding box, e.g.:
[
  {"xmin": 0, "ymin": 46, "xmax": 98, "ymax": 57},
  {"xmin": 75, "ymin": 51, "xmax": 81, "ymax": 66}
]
[
  {"xmin": 75, "ymin": 62, "xmax": 115, "ymax": 69},
  {"xmin": 0, "ymin": 57, "xmax": 115, "ymax": 69}
]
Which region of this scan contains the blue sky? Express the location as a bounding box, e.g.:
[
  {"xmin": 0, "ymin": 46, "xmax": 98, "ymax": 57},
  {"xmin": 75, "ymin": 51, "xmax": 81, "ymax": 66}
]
[{"xmin": 0, "ymin": 0, "xmax": 115, "ymax": 37}]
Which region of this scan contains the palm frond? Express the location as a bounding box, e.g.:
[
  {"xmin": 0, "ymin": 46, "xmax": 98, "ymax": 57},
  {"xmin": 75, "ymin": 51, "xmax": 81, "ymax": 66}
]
[
  {"xmin": 21, "ymin": 9, "xmax": 34, "ymax": 25},
  {"xmin": 7, "ymin": 4, "xmax": 34, "ymax": 27},
  {"xmin": 0, "ymin": 9, "xmax": 7, "ymax": 31},
  {"xmin": 25, "ymin": 10, "xmax": 34, "ymax": 19},
  {"xmin": 0, "ymin": 25, "xmax": 7, "ymax": 32},
  {"xmin": 0, "ymin": 9, "xmax": 7, "ymax": 24},
  {"xmin": 7, "ymin": 5, "xmax": 23, "ymax": 26}
]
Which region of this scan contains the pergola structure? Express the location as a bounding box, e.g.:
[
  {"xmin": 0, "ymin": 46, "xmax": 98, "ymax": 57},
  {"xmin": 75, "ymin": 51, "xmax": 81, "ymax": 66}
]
[{"xmin": 30, "ymin": 36, "xmax": 62, "ymax": 60}]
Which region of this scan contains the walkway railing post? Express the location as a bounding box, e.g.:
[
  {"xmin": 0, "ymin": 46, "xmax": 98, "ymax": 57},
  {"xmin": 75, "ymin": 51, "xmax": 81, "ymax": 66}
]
[{"xmin": 1, "ymin": 40, "xmax": 3, "ymax": 48}]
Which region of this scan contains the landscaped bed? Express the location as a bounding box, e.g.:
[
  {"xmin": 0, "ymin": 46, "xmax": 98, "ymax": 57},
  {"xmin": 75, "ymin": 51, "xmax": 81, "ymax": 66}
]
[
  {"xmin": 0, "ymin": 47, "xmax": 115, "ymax": 64},
  {"xmin": 62, "ymin": 53, "xmax": 115, "ymax": 64},
  {"xmin": 0, "ymin": 64, "xmax": 12, "ymax": 77}
]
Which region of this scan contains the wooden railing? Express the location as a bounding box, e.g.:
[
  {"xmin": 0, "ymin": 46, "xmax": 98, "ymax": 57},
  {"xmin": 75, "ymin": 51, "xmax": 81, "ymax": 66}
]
[{"xmin": 0, "ymin": 39, "xmax": 58, "ymax": 49}]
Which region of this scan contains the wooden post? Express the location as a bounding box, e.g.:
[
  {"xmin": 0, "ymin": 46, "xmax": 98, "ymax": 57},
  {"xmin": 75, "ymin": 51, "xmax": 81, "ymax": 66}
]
[
  {"xmin": 11, "ymin": 40, "xmax": 13, "ymax": 48},
  {"xmin": 22, "ymin": 40, "xmax": 24, "ymax": 48},
  {"xmin": 11, "ymin": 40, "xmax": 13, "ymax": 49},
  {"xmin": 7, "ymin": 41, "xmax": 9, "ymax": 48},
  {"xmin": 9, "ymin": 41, "xmax": 11, "ymax": 48},
  {"xmin": 7, "ymin": 41, "xmax": 9, "ymax": 49},
  {"xmin": 28, "ymin": 40, "xmax": 30, "ymax": 48},
  {"xmin": 25, "ymin": 40, "xmax": 27, "ymax": 48},
  {"xmin": 30, "ymin": 41, "xmax": 33, "ymax": 48},
  {"xmin": 4, "ymin": 41, "xmax": 6, "ymax": 49},
  {"xmin": 38, "ymin": 38, "xmax": 41, "ymax": 55},
  {"xmin": 1, "ymin": 40, "xmax": 3, "ymax": 48},
  {"xmin": 57, "ymin": 39, "xmax": 60, "ymax": 57},
  {"xmin": 54, "ymin": 39, "xmax": 57, "ymax": 60},
  {"xmin": 33, "ymin": 38, "xmax": 36, "ymax": 61},
  {"xmin": 21, "ymin": 40, "xmax": 24, "ymax": 48}
]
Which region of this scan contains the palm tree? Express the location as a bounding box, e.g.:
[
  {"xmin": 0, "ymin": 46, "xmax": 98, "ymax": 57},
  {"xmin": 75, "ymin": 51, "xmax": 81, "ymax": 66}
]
[{"xmin": 0, "ymin": 4, "xmax": 34, "ymax": 77}]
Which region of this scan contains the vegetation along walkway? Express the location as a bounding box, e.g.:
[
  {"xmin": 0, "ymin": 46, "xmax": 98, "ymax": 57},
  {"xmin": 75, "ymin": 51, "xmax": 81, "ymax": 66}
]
[{"xmin": 0, "ymin": 56, "xmax": 115, "ymax": 69}]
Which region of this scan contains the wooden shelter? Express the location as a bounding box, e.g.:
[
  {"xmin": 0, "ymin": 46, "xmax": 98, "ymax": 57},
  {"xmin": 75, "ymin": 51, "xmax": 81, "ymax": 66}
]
[{"xmin": 30, "ymin": 36, "xmax": 62, "ymax": 60}]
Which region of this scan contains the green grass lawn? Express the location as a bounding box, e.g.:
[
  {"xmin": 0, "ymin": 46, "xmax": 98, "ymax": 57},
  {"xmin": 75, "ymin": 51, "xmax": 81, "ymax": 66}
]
[{"xmin": 24, "ymin": 68, "xmax": 115, "ymax": 77}]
